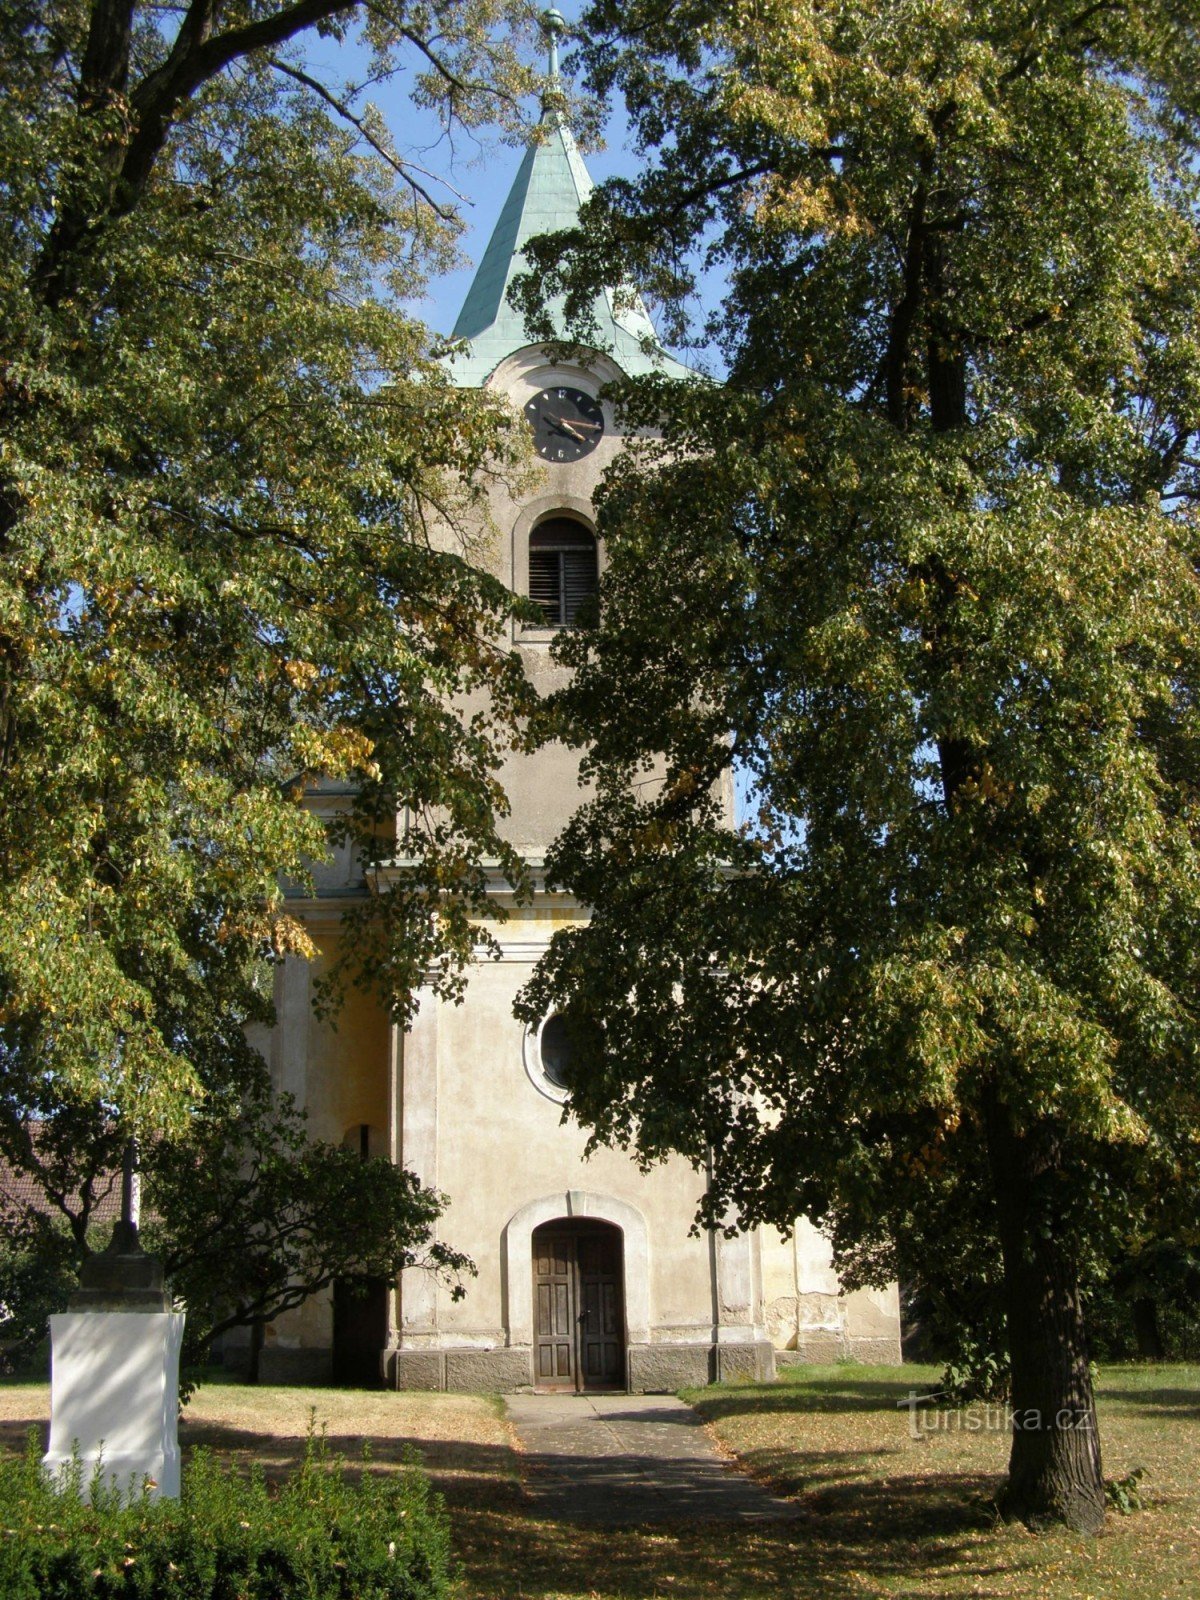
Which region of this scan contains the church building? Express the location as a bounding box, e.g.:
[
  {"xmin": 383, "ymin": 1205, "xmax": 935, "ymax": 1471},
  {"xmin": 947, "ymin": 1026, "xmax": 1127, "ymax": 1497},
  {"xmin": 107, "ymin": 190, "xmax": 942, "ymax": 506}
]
[{"xmin": 252, "ymin": 16, "xmax": 902, "ymax": 1391}]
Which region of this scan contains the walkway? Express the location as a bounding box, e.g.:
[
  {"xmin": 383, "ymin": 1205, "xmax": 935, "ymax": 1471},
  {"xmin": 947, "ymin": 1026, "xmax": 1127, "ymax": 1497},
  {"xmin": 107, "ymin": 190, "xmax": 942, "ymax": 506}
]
[{"xmin": 503, "ymin": 1392, "xmax": 796, "ymax": 1526}]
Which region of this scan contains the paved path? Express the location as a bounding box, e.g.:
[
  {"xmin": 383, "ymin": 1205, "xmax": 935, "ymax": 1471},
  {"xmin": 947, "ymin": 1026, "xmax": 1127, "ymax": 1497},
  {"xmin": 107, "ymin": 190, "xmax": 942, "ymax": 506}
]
[{"xmin": 503, "ymin": 1393, "xmax": 796, "ymax": 1526}]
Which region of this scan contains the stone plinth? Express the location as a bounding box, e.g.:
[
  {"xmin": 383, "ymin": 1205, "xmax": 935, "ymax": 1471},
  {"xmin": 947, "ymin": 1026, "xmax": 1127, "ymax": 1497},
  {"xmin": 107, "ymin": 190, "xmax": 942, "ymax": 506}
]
[
  {"xmin": 385, "ymin": 1344, "xmax": 534, "ymax": 1392},
  {"xmin": 44, "ymin": 1311, "xmax": 186, "ymax": 1500}
]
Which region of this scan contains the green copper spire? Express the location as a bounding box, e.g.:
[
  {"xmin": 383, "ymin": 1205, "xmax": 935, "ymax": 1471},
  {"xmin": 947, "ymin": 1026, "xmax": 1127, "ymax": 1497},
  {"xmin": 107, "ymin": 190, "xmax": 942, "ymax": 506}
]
[
  {"xmin": 544, "ymin": 5, "xmax": 565, "ymax": 82},
  {"xmin": 445, "ymin": 9, "xmax": 692, "ymax": 387}
]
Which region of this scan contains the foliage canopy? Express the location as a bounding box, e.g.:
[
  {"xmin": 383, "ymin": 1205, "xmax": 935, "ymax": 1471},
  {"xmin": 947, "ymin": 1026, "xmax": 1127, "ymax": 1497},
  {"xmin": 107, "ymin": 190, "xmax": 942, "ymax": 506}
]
[
  {"xmin": 0, "ymin": 0, "xmax": 546, "ymax": 1135},
  {"xmin": 518, "ymin": 0, "xmax": 1200, "ymax": 1533}
]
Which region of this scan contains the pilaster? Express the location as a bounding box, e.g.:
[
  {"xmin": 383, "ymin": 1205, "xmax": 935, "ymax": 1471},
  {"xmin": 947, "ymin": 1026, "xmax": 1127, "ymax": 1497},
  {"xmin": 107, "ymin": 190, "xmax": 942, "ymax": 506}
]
[
  {"xmin": 385, "ymin": 1019, "xmax": 403, "ymax": 1345},
  {"xmin": 396, "ymin": 985, "xmax": 440, "ymax": 1344},
  {"xmin": 272, "ymin": 955, "xmax": 312, "ymax": 1105},
  {"xmin": 712, "ymin": 1221, "xmax": 775, "ymax": 1383}
]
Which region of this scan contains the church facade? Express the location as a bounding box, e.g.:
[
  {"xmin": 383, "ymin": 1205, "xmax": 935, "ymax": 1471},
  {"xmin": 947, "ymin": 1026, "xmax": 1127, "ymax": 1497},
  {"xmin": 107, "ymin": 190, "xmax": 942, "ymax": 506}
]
[{"xmin": 250, "ymin": 63, "xmax": 902, "ymax": 1391}]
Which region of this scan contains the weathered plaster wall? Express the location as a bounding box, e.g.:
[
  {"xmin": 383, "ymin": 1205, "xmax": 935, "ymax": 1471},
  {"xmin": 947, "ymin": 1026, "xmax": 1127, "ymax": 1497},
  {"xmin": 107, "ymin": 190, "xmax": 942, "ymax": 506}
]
[
  {"xmin": 760, "ymin": 1218, "xmax": 902, "ymax": 1364},
  {"xmin": 418, "ymin": 944, "xmax": 719, "ymax": 1349}
]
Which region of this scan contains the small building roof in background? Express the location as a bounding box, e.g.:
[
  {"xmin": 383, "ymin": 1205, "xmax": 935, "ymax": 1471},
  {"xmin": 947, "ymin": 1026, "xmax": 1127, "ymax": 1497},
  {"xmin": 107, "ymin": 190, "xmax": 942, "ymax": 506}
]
[{"xmin": 0, "ymin": 1126, "xmax": 122, "ymax": 1229}]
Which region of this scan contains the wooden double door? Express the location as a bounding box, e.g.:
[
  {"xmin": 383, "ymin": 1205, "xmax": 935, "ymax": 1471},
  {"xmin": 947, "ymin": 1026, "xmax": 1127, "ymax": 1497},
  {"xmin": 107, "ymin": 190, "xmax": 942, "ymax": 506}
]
[{"xmin": 533, "ymin": 1220, "xmax": 626, "ymax": 1391}]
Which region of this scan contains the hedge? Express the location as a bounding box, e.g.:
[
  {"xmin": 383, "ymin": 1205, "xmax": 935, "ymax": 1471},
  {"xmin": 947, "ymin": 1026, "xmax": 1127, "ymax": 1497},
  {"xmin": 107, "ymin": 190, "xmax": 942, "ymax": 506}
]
[{"xmin": 0, "ymin": 1430, "xmax": 453, "ymax": 1600}]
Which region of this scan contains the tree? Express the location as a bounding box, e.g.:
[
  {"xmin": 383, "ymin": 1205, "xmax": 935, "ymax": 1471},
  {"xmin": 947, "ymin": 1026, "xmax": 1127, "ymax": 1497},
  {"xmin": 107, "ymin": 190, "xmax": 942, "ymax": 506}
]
[
  {"xmin": 143, "ymin": 1081, "xmax": 471, "ymax": 1382},
  {"xmin": 0, "ymin": 1212, "xmax": 84, "ymax": 1370},
  {"xmin": 516, "ymin": 0, "xmax": 1200, "ymax": 1534},
  {"xmin": 0, "ymin": 0, "xmax": 545, "ymax": 1141},
  {"xmin": 0, "ymin": 1070, "xmax": 468, "ymax": 1380}
]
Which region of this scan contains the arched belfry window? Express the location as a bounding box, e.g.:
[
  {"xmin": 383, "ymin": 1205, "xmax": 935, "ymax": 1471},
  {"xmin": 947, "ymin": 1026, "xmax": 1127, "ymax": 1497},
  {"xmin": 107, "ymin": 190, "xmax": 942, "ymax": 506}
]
[{"xmin": 528, "ymin": 517, "xmax": 598, "ymax": 627}]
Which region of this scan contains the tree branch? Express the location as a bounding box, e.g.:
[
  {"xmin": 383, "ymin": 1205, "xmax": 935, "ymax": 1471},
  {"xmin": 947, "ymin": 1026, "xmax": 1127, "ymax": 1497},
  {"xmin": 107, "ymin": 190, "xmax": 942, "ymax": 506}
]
[
  {"xmin": 398, "ymin": 25, "xmax": 473, "ymax": 96},
  {"xmin": 122, "ymin": 0, "xmax": 362, "ymax": 205},
  {"xmin": 79, "ymin": 0, "xmax": 137, "ymax": 106},
  {"xmin": 883, "ymin": 179, "xmax": 929, "ymax": 430},
  {"xmin": 32, "ymin": 0, "xmax": 362, "ymax": 303},
  {"xmin": 267, "ymin": 56, "xmax": 464, "ymax": 219}
]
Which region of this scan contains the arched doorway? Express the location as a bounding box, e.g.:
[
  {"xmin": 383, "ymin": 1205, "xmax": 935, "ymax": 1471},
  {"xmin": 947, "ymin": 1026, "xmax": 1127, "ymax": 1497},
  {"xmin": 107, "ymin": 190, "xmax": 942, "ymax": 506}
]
[{"xmin": 532, "ymin": 1219, "xmax": 625, "ymax": 1392}]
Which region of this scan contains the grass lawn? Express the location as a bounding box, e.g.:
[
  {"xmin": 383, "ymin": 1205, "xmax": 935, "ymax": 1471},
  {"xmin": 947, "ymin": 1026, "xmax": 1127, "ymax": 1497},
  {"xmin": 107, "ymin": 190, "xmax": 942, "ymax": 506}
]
[
  {"xmin": 684, "ymin": 1363, "xmax": 1200, "ymax": 1599},
  {"xmin": 2, "ymin": 1363, "xmax": 1197, "ymax": 1599}
]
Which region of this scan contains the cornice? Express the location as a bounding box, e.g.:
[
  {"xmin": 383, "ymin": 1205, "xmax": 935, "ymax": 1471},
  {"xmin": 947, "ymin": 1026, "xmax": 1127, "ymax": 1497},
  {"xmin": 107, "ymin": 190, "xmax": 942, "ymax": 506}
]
[{"xmin": 368, "ymin": 853, "xmax": 583, "ymax": 909}]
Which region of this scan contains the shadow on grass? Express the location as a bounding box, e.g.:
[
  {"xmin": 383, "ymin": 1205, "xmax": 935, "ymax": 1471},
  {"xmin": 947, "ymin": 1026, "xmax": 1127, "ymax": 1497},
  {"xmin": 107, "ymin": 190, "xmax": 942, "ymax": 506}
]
[
  {"xmin": 0, "ymin": 1413, "xmax": 47, "ymax": 1457},
  {"xmin": 444, "ymin": 1466, "xmax": 1020, "ymax": 1600},
  {"xmin": 177, "ymin": 1406, "xmax": 1025, "ymax": 1599},
  {"xmin": 689, "ymin": 1373, "xmax": 919, "ymax": 1421},
  {"xmin": 1100, "ymin": 1386, "xmax": 1200, "ymax": 1419},
  {"xmin": 0, "ymin": 1387, "xmax": 1050, "ymax": 1600},
  {"xmin": 177, "ymin": 1418, "xmax": 520, "ymax": 1500}
]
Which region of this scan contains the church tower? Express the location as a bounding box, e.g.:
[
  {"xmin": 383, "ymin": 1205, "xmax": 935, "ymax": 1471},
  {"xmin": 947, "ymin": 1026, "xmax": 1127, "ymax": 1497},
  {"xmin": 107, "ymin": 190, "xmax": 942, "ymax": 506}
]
[
  {"xmin": 381, "ymin": 10, "xmax": 778, "ymax": 1392},
  {"xmin": 252, "ymin": 10, "xmax": 901, "ymax": 1389}
]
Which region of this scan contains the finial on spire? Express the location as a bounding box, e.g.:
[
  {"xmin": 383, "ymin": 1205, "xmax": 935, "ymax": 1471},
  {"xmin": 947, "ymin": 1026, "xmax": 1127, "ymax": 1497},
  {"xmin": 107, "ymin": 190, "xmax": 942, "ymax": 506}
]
[{"xmin": 543, "ymin": 7, "xmax": 567, "ymax": 82}]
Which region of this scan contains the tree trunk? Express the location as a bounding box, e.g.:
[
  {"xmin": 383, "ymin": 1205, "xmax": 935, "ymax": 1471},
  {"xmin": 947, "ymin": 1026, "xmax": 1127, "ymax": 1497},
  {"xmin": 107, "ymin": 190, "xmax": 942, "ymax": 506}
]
[
  {"xmin": 1132, "ymin": 1296, "xmax": 1165, "ymax": 1361},
  {"xmin": 985, "ymin": 1092, "xmax": 1106, "ymax": 1533}
]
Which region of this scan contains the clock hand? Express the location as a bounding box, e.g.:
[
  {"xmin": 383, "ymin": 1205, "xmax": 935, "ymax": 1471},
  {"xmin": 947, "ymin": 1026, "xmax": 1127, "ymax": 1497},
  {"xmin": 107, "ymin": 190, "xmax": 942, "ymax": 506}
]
[
  {"xmin": 546, "ymin": 415, "xmax": 588, "ymax": 443},
  {"xmin": 545, "ymin": 414, "xmax": 602, "ymax": 440}
]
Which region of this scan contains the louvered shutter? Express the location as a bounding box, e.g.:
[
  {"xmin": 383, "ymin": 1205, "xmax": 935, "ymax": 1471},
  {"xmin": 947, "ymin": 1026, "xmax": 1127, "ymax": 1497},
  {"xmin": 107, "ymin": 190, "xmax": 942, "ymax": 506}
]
[
  {"xmin": 527, "ymin": 518, "xmax": 599, "ymax": 627},
  {"xmin": 561, "ymin": 548, "xmax": 598, "ymax": 623},
  {"xmin": 528, "ymin": 550, "xmax": 562, "ymax": 624}
]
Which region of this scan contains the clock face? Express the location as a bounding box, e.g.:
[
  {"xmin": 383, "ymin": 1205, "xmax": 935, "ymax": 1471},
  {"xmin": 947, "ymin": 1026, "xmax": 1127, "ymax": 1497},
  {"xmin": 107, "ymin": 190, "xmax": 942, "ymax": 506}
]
[{"xmin": 524, "ymin": 385, "xmax": 605, "ymax": 462}]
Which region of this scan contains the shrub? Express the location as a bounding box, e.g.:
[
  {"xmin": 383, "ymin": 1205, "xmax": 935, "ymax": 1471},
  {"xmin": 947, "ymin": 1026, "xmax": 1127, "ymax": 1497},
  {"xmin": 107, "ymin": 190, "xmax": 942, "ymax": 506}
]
[
  {"xmin": 0, "ymin": 1430, "xmax": 453, "ymax": 1600},
  {"xmin": 1105, "ymin": 1466, "xmax": 1148, "ymax": 1515},
  {"xmin": 0, "ymin": 1217, "xmax": 81, "ymax": 1374}
]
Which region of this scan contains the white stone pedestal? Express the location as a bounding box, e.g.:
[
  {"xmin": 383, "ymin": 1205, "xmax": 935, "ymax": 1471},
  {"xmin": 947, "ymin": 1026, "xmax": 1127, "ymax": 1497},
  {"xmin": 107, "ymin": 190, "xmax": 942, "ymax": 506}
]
[{"xmin": 44, "ymin": 1311, "xmax": 186, "ymax": 1500}]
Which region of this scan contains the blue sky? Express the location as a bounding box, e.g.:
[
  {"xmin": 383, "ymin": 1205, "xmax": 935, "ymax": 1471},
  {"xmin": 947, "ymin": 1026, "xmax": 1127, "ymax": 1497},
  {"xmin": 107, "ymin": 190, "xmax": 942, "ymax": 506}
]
[{"xmin": 303, "ymin": 5, "xmax": 644, "ymax": 341}]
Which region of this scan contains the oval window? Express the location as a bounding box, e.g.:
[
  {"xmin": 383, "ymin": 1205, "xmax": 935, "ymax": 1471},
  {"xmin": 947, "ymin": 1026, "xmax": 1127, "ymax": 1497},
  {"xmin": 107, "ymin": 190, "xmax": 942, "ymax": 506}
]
[{"xmin": 538, "ymin": 1013, "xmax": 574, "ymax": 1090}]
